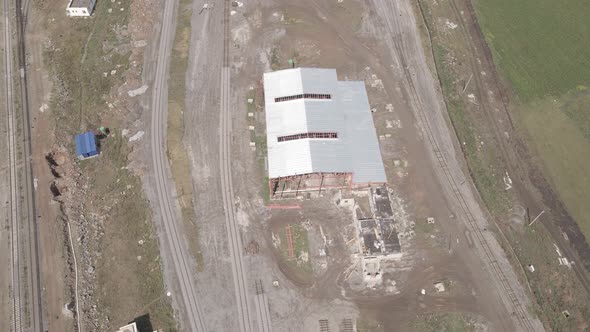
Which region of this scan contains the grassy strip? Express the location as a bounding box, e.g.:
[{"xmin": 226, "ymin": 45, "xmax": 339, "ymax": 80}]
[
  {"xmin": 432, "ymin": 43, "xmax": 511, "ymax": 216},
  {"xmin": 473, "ymin": 0, "xmax": 590, "ymax": 241},
  {"xmin": 246, "ymin": 91, "xmax": 270, "ymax": 202},
  {"xmin": 166, "ymin": 0, "xmax": 204, "ymax": 268},
  {"xmin": 417, "ymin": 0, "xmax": 590, "ymax": 329},
  {"xmin": 411, "ymin": 313, "xmax": 482, "ymax": 332},
  {"xmin": 517, "ymin": 99, "xmax": 590, "ymax": 241},
  {"xmin": 473, "ymin": 0, "xmax": 590, "ymax": 101},
  {"xmin": 277, "ymin": 223, "xmax": 312, "ymax": 281},
  {"xmin": 42, "ymin": 1, "xmax": 175, "ymax": 329}
]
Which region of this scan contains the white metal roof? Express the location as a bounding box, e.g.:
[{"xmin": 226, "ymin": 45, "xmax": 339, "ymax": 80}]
[{"xmin": 263, "ymin": 68, "xmax": 387, "ymax": 184}]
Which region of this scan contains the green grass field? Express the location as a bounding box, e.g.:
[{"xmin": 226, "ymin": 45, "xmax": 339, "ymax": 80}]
[
  {"xmin": 474, "ymin": 0, "xmax": 590, "ymax": 241},
  {"xmin": 411, "ymin": 313, "xmax": 483, "ymax": 332},
  {"xmin": 474, "ymin": 0, "xmax": 590, "ymax": 101}
]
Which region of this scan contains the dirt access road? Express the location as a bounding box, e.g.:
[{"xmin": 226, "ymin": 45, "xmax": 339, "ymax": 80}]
[{"xmin": 366, "ymin": 0, "xmax": 542, "ymax": 330}]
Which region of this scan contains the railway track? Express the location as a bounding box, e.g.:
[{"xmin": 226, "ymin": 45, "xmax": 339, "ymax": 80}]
[
  {"xmin": 218, "ymin": 0, "xmax": 274, "ymax": 330},
  {"xmin": 371, "ymin": 0, "xmax": 535, "ymax": 330},
  {"xmin": 4, "ymin": 0, "xmax": 23, "ymax": 329},
  {"xmin": 4, "ymin": 0, "xmax": 43, "ymax": 329},
  {"xmin": 254, "ymin": 280, "xmax": 272, "ymax": 332},
  {"xmin": 149, "ymin": 0, "xmax": 206, "ymax": 330},
  {"xmin": 218, "ymin": 0, "xmax": 253, "ymax": 330}
]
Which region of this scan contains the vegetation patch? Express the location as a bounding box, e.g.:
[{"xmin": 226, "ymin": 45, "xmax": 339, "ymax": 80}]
[
  {"xmin": 411, "ymin": 313, "xmax": 486, "ymax": 332},
  {"xmin": 166, "ymin": 0, "xmax": 204, "ymax": 268},
  {"xmin": 518, "ymin": 101, "xmax": 590, "ymax": 240},
  {"xmin": 418, "ymin": 0, "xmax": 590, "ymax": 329},
  {"xmin": 506, "ymin": 225, "xmax": 590, "ymax": 330},
  {"xmin": 276, "ymin": 222, "xmax": 312, "ymax": 283},
  {"xmin": 473, "ymin": 0, "xmax": 590, "ymax": 101},
  {"xmin": 431, "ymin": 38, "xmax": 511, "ymax": 216},
  {"xmin": 41, "ymin": 0, "xmax": 175, "ymax": 329},
  {"xmin": 473, "ymin": 0, "xmax": 590, "ymax": 244}
]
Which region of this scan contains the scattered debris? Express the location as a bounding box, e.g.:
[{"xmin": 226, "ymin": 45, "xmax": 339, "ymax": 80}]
[
  {"xmin": 127, "ymin": 84, "xmax": 149, "ymax": 97},
  {"xmin": 245, "ymin": 240, "xmax": 259, "ymax": 255},
  {"xmin": 445, "ymin": 19, "xmax": 458, "ymax": 30},
  {"xmin": 133, "ymin": 40, "xmax": 147, "ymax": 48},
  {"xmin": 434, "ymin": 282, "xmax": 446, "ymax": 293},
  {"xmin": 559, "ymin": 257, "xmax": 572, "ymax": 268},
  {"xmin": 503, "ymin": 171, "xmax": 513, "ymax": 190},
  {"xmin": 128, "ymin": 131, "xmax": 145, "ymax": 142}
]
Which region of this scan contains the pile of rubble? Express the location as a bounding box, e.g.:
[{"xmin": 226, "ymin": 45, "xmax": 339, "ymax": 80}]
[{"xmin": 46, "ymin": 147, "xmax": 108, "ymax": 330}]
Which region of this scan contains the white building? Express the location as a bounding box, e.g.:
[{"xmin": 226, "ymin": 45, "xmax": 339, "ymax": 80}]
[
  {"xmin": 263, "ymin": 68, "xmax": 386, "ymax": 197},
  {"xmin": 66, "ymin": 0, "xmax": 96, "ymax": 17},
  {"xmin": 116, "ymin": 322, "xmax": 138, "ymax": 332}
]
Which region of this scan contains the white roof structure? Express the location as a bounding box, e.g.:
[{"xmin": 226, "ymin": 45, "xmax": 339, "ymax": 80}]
[
  {"xmin": 263, "ymin": 68, "xmax": 387, "ymax": 184},
  {"xmin": 116, "ymin": 322, "xmax": 138, "ymax": 332},
  {"xmin": 66, "ymin": 0, "xmax": 96, "ymax": 17}
]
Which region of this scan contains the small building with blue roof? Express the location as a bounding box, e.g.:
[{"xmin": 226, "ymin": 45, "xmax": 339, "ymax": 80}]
[{"xmin": 75, "ymin": 132, "xmax": 99, "ymax": 159}]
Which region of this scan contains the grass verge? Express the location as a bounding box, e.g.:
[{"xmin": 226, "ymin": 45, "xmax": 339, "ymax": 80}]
[
  {"xmin": 417, "ymin": 0, "xmax": 590, "ymax": 329},
  {"xmin": 41, "ymin": 0, "xmax": 175, "ymax": 329},
  {"xmin": 473, "ymin": 0, "xmax": 590, "ymax": 101},
  {"xmin": 166, "ymin": 0, "xmax": 204, "ymax": 269},
  {"xmin": 277, "ymin": 223, "xmax": 312, "ymax": 282},
  {"xmin": 411, "ymin": 313, "xmax": 483, "ymax": 332}
]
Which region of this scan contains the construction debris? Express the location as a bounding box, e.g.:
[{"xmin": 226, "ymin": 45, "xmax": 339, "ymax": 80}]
[
  {"xmin": 127, "ymin": 84, "xmax": 149, "ymax": 97},
  {"xmin": 245, "ymin": 240, "xmax": 259, "ymax": 255}
]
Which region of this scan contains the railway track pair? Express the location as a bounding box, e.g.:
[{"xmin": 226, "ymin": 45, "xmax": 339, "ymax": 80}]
[
  {"xmin": 4, "ymin": 0, "xmax": 43, "ymax": 330},
  {"xmin": 371, "ymin": 0, "xmax": 535, "ymax": 329}
]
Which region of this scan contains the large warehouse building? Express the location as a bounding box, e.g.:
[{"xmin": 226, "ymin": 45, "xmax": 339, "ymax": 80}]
[{"xmin": 264, "ymin": 68, "xmax": 386, "ymax": 198}]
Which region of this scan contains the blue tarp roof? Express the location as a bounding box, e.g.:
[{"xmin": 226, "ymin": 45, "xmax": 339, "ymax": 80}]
[{"xmin": 75, "ymin": 132, "xmax": 98, "ymax": 158}]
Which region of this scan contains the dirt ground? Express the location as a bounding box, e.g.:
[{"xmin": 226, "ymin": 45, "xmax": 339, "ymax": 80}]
[
  {"xmin": 25, "ymin": 0, "xmax": 177, "ymax": 331},
  {"xmin": 417, "ymin": 0, "xmax": 590, "ymax": 328},
  {"xmin": 174, "ymin": 0, "xmax": 539, "ymax": 330},
  {"xmin": 16, "ymin": 0, "xmax": 555, "ymax": 330}
]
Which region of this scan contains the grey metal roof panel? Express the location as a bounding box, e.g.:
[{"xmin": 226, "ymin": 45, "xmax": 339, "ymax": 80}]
[{"xmin": 263, "ymin": 68, "xmax": 386, "ymax": 184}]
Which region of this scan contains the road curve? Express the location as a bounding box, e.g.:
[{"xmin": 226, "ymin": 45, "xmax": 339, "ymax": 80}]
[{"xmin": 150, "ymin": 0, "xmax": 206, "ymax": 330}]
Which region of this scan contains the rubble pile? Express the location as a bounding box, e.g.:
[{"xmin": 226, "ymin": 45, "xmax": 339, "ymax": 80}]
[{"xmin": 46, "ymin": 147, "xmax": 109, "ymax": 330}]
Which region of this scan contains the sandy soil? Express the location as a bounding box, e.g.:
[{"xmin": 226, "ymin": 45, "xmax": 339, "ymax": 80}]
[{"xmin": 25, "ymin": 2, "xmax": 74, "ymax": 331}]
